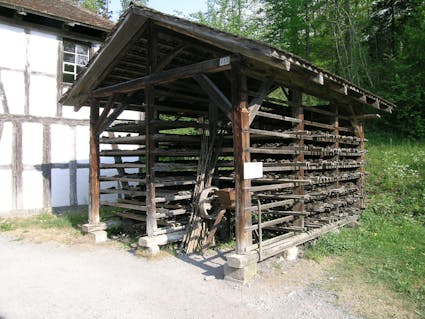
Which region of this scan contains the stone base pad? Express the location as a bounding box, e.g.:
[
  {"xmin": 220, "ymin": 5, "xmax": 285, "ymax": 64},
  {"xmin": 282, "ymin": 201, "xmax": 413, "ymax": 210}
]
[
  {"xmin": 88, "ymin": 230, "xmax": 108, "ymax": 243},
  {"xmin": 224, "ymin": 262, "xmax": 258, "ymax": 283}
]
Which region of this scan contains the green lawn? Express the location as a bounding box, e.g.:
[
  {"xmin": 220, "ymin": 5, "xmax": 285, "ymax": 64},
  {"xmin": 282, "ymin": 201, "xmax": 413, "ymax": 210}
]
[{"xmin": 307, "ymin": 139, "xmax": 425, "ymax": 314}]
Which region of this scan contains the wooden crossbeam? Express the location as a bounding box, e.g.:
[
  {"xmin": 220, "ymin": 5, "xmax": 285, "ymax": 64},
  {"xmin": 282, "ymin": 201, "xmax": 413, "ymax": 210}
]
[
  {"xmin": 193, "ymin": 74, "xmax": 233, "ymax": 121},
  {"xmin": 93, "ymin": 56, "xmax": 236, "ymax": 98}
]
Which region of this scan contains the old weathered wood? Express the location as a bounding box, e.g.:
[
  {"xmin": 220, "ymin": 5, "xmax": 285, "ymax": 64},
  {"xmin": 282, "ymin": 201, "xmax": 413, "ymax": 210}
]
[
  {"xmin": 93, "ymin": 56, "xmax": 235, "ymax": 98},
  {"xmin": 248, "ymin": 77, "xmax": 276, "ymax": 125},
  {"xmin": 95, "ymin": 95, "xmax": 115, "ymax": 134},
  {"xmin": 154, "ymin": 44, "xmax": 186, "ymax": 72},
  {"xmin": 245, "ymin": 199, "xmax": 293, "ymax": 212},
  {"xmin": 232, "ymin": 60, "xmax": 252, "ymax": 254},
  {"xmin": 139, "ymin": 9, "xmax": 394, "ymax": 112},
  {"xmin": 52, "ymin": 6, "xmax": 382, "ymax": 264},
  {"xmin": 202, "ymin": 208, "xmax": 226, "ymax": 253},
  {"xmin": 65, "ymin": 13, "xmax": 149, "ymax": 109},
  {"xmin": 193, "ymin": 74, "xmax": 233, "ymax": 121},
  {"xmin": 89, "ymin": 100, "xmax": 100, "ymax": 224},
  {"xmin": 245, "ymin": 215, "xmax": 294, "ymax": 232},
  {"xmin": 97, "ymin": 100, "xmax": 128, "ymax": 134},
  {"xmin": 290, "ymin": 89, "xmax": 305, "ymax": 228},
  {"xmin": 144, "ymin": 24, "xmax": 159, "ymax": 236},
  {"xmin": 333, "ymin": 105, "xmax": 340, "ymax": 215},
  {"xmin": 356, "ymin": 122, "xmax": 366, "ymax": 208}
]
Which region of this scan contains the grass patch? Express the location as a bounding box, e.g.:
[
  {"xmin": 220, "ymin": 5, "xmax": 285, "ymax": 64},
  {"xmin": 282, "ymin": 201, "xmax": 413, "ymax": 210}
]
[
  {"xmin": 0, "ymin": 212, "xmax": 82, "ymax": 232},
  {"xmin": 306, "ymin": 139, "xmax": 425, "ymax": 315}
]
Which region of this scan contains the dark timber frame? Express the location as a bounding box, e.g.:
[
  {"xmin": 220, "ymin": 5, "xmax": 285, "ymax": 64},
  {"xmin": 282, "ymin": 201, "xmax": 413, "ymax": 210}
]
[{"xmin": 62, "ymin": 5, "xmax": 394, "ymax": 264}]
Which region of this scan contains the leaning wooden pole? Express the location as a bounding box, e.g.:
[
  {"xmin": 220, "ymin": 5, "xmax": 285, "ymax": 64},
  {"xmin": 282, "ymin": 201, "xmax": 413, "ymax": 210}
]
[
  {"xmin": 89, "ymin": 99, "xmax": 100, "ymax": 224},
  {"xmin": 232, "ymin": 60, "xmax": 252, "ymax": 254}
]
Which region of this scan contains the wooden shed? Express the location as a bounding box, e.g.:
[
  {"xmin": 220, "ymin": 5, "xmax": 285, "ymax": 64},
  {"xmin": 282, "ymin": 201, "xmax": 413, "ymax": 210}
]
[{"xmin": 61, "ymin": 5, "xmax": 394, "ymax": 281}]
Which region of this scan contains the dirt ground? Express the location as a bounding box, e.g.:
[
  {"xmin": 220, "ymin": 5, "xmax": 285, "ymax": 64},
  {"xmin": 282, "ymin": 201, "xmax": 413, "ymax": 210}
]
[{"xmin": 0, "ymin": 233, "xmax": 418, "ymax": 319}]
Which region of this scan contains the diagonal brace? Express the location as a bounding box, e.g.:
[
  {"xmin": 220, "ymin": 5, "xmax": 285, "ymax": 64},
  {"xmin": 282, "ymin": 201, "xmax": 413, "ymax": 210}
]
[
  {"xmin": 248, "ymin": 77, "xmax": 276, "ymax": 125},
  {"xmin": 194, "ymin": 74, "xmax": 233, "ymax": 121}
]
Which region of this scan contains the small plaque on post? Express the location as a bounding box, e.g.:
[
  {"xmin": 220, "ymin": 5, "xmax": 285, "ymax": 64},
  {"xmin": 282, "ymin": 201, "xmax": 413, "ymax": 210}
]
[
  {"xmin": 219, "ymin": 56, "xmax": 231, "ymax": 66},
  {"xmin": 243, "ymin": 162, "xmax": 263, "ymax": 180}
]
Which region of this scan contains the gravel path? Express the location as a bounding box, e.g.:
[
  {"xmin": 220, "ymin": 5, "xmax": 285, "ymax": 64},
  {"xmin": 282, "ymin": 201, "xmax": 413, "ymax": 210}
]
[{"xmin": 0, "ymin": 235, "xmax": 361, "ymax": 319}]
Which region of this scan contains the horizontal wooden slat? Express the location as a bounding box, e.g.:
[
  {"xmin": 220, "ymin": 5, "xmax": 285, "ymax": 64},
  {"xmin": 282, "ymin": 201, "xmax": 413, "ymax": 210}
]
[
  {"xmin": 245, "ymin": 199, "xmax": 293, "ymax": 212},
  {"xmin": 245, "ymin": 215, "xmax": 294, "ymax": 231}
]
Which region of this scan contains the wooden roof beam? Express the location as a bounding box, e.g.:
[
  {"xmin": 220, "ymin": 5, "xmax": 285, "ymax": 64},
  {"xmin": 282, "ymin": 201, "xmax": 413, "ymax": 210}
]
[{"xmin": 92, "ymin": 55, "xmax": 236, "ymax": 98}]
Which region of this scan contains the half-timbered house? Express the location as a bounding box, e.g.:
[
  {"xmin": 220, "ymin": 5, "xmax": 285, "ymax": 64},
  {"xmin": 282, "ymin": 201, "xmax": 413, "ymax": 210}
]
[{"xmin": 0, "ymin": 0, "xmax": 113, "ymax": 215}]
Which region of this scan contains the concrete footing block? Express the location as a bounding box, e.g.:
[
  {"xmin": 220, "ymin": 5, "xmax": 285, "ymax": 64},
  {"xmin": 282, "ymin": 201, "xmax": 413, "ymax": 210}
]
[
  {"xmin": 82, "ymin": 223, "xmax": 107, "ymax": 233},
  {"xmin": 88, "ymin": 230, "xmax": 108, "ymax": 243},
  {"xmin": 138, "ymin": 231, "xmax": 185, "ymax": 256},
  {"xmin": 284, "ymin": 246, "xmax": 299, "ymax": 261},
  {"xmin": 224, "ymin": 262, "xmax": 258, "ymax": 283}
]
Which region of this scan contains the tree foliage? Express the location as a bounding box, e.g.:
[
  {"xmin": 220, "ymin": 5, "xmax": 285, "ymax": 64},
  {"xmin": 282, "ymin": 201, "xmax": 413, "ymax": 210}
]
[
  {"xmin": 71, "ymin": 0, "xmax": 112, "ymax": 18},
  {"xmin": 191, "ymin": 0, "xmax": 425, "ymax": 139},
  {"xmin": 190, "ymin": 0, "xmax": 265, "ymax": 38}
]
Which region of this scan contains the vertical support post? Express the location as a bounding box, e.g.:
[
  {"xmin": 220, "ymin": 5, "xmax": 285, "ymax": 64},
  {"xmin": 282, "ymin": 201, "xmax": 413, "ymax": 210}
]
[
  {"xmin": 145, "ymin": 23, "xmax": 158, "ymax": 236},
  {"xmin": 232, "ymin": 60, "xmax": 252, "ymax": 254},
  {"xmin": 289, "ymin": 89, "xmax": 305, "ymax": 227},
  {"xmin": 332, "ymin": 105, "xmax": 340, "ymax": 216},
  {"xmin": 89, "ymin": 100, "xmax": 100, "ymax": 224},
  {"xmin": 145, "ymin": 85, "xmax": 158, "ymax": 236},
  {"xmin": 257, "ymin": 200, "xmax": 263, "ymax": 261},
  {"xmin": 355, "ymin": 122, "xmax": 365, "ymax": 209}
]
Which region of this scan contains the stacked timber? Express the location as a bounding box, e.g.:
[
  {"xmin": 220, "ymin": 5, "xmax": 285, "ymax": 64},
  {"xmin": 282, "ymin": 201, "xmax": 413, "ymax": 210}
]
[
  {"xmin": 244, "ymin": 100, "xmax": 364, "ymax": 247},
  {"xmin": 98, "ymin": 103, "xmax": 235, "ymax": 238}
]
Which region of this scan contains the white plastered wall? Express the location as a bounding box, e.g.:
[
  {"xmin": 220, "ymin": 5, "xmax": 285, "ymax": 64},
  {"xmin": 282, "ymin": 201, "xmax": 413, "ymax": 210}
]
[
  {"xmin": 0, "ymin": 22, "xmax": 95, "ymax": 213},
  {"xmin": 76, "ymin": 125, "xmax": 89, "ymax": 204},
  {"xmin": 22, "ymin": 122, "xmax": 44, "ymax": 209}
]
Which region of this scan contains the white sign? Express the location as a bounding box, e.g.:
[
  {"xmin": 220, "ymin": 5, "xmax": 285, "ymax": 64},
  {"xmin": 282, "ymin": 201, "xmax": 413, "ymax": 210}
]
[
  {"xmin": 244, "ymin": 162, "xmax": 263, "ymax": 180},
  {"xmin": 219, "ymin": 56, "xmax": 231, "ymax": 66}
]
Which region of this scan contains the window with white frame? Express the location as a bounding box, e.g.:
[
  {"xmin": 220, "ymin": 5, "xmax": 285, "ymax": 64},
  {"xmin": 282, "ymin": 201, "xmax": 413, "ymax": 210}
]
[{"xmin": 62, "ymin": 40, "xmax": 90, "ymax": 83}]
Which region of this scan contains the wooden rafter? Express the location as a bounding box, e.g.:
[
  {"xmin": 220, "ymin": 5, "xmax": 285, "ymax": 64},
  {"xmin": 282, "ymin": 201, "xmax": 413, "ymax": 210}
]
[{"xmin": 154, "ymin": 44, "xmax": 186, "ymax": 72}]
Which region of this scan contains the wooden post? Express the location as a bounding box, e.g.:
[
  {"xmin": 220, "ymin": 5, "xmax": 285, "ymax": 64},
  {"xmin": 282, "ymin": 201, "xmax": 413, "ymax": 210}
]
[
  {"xmin": 232, "ymin": 61, "xmax": 252, "ymax": 254},
  {"xmin": 289, "ymin": 89, "xmax": 305, "ymax": 227},
  {"xmin": 145, "ymin": 23, "xmax": 158, "ymax": 236},
  {"xmin": 332, "ymin": 105, "xmax": 340, "ymax": 216},
  {"xmin": 89, "ymin": 100, "xmax": 100, "ymax": 224},
  {"xmin": 355, "ymin": 122, "xmax": 365, "ymax": 208}
]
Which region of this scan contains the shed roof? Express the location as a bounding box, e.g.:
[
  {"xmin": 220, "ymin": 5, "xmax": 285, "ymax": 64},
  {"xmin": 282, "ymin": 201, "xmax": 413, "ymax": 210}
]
[
  {"xmin": 61, "ymin": 4, "xmax": 395, "ymax": 113},
  {"xmin": 0, "ymin": 0, "xmax": 114, "ymax": 31}
]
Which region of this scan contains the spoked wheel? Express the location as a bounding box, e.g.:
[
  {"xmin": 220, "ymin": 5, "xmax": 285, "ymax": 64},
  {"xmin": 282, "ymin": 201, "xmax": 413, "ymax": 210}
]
[{"xmin": 198, "ymin": 186, "xmax": 219, "ymax": 219}]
